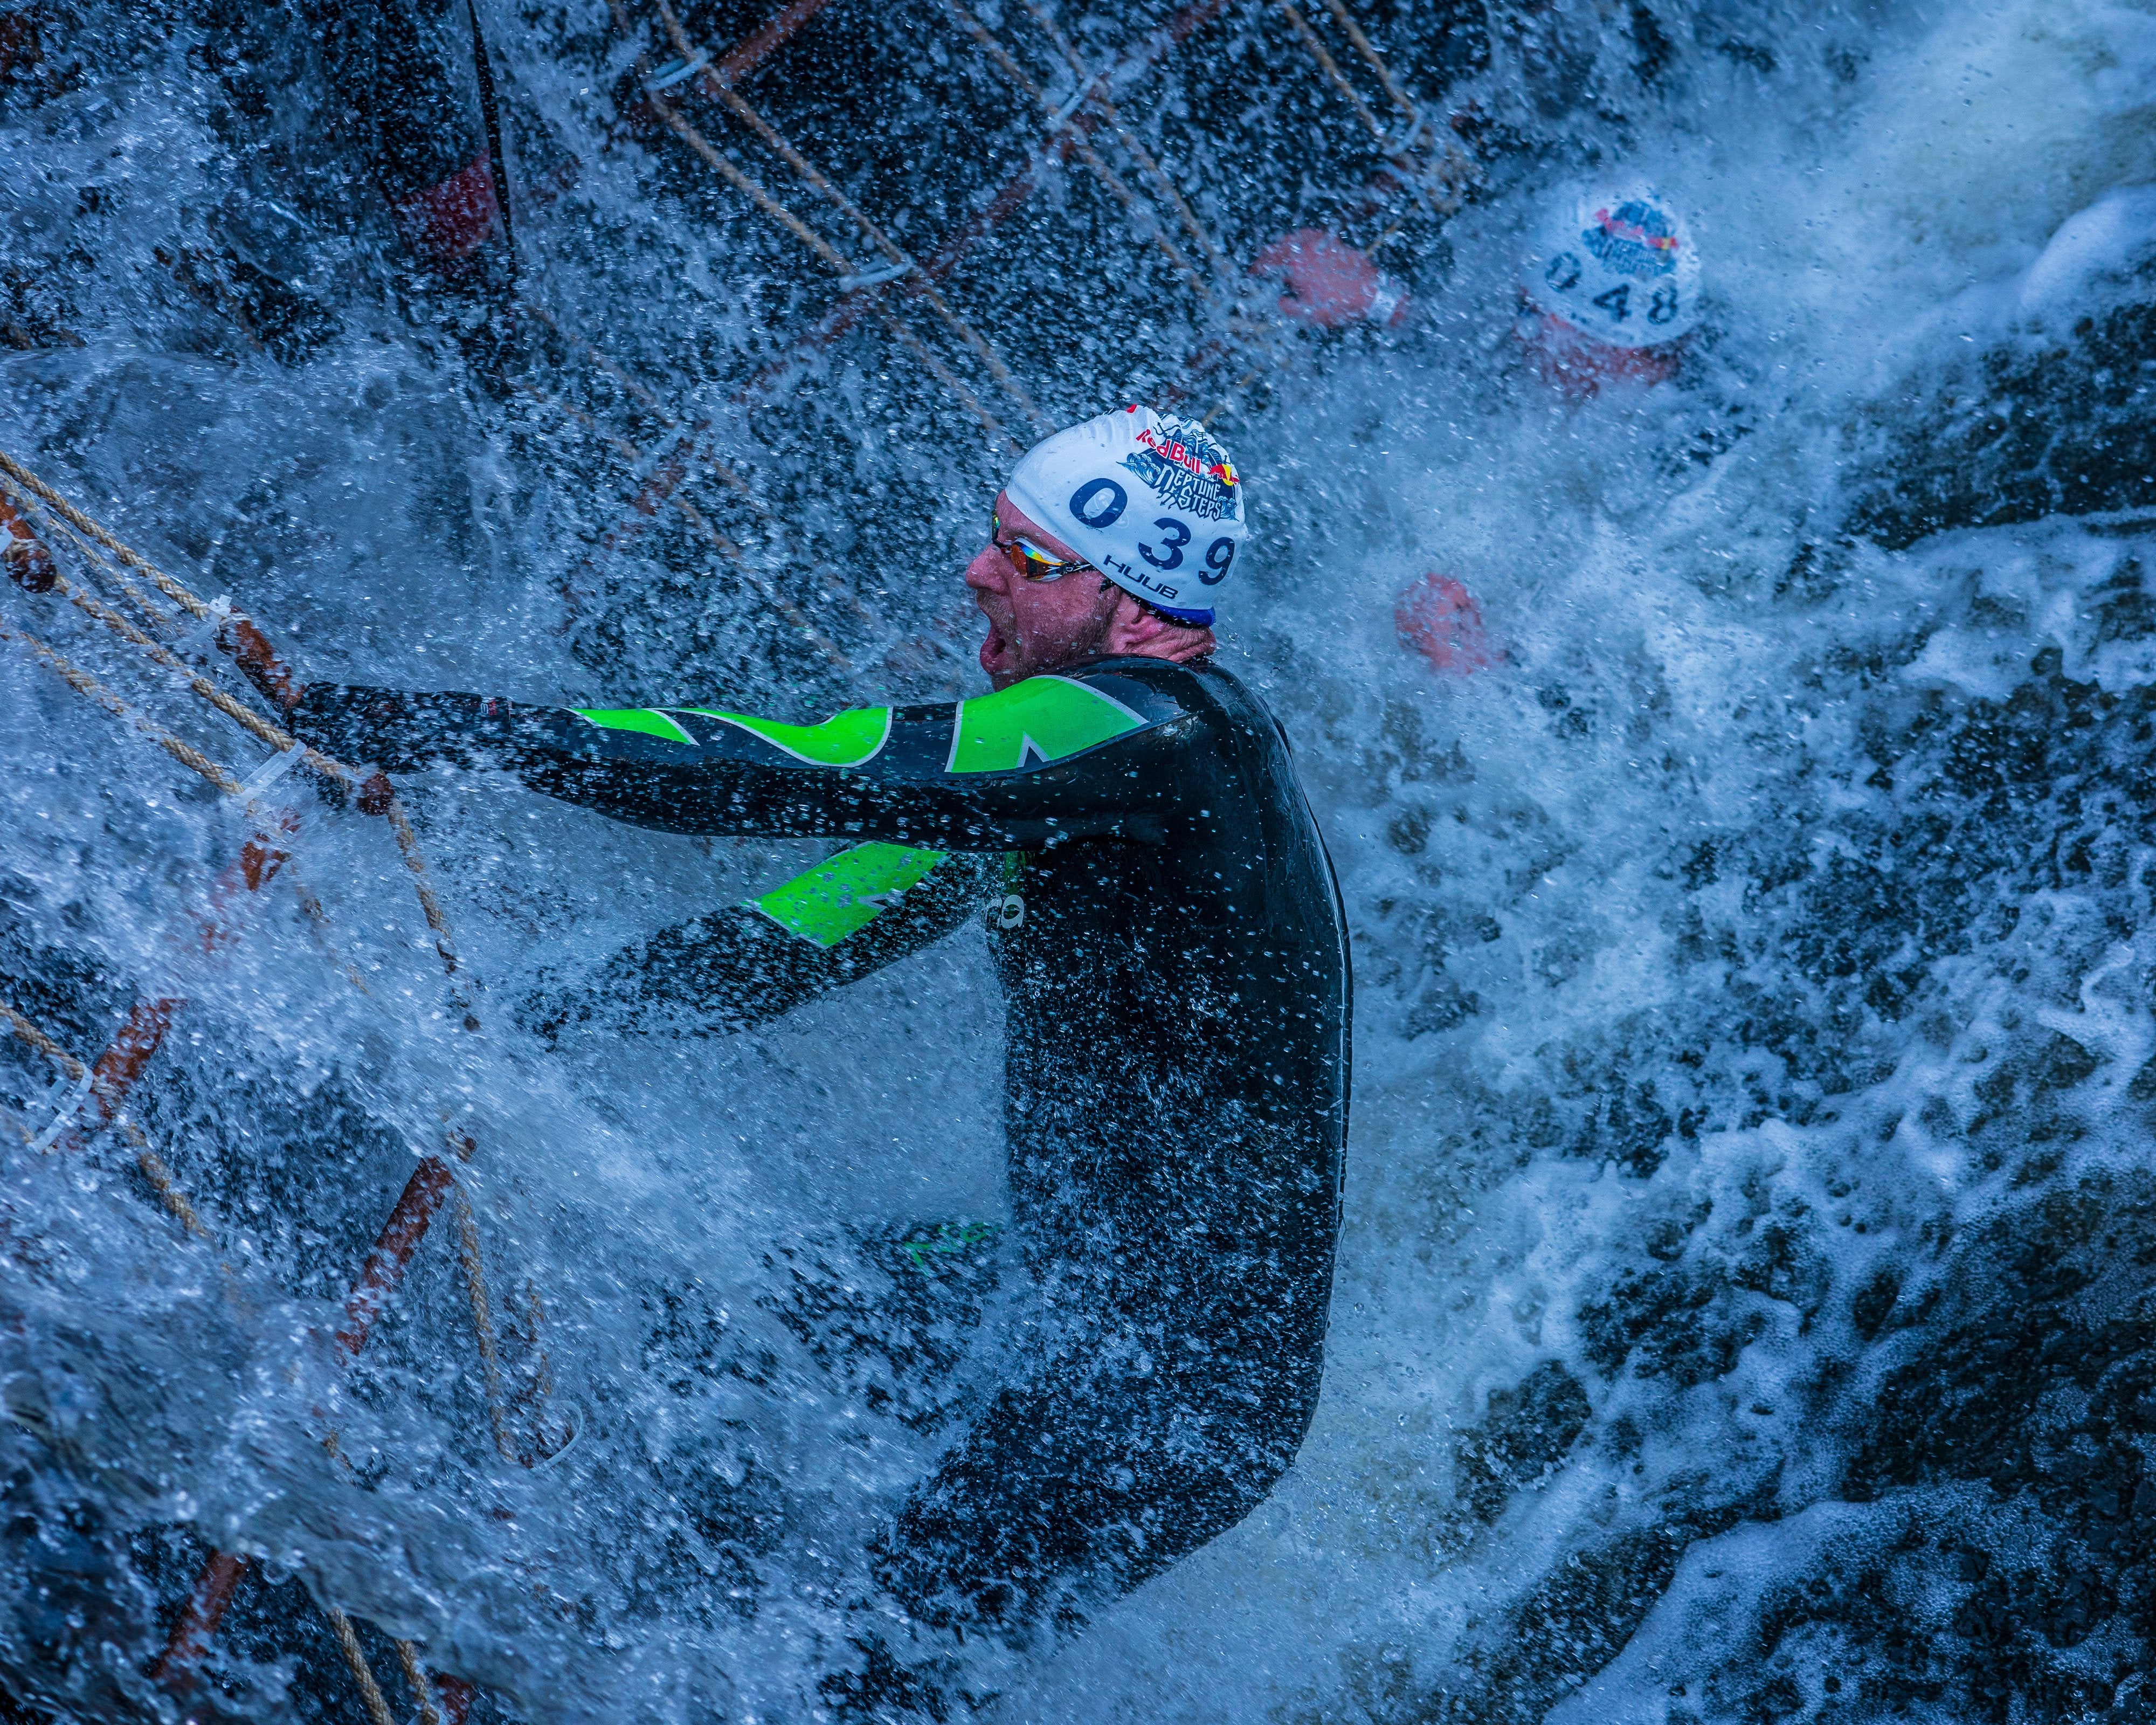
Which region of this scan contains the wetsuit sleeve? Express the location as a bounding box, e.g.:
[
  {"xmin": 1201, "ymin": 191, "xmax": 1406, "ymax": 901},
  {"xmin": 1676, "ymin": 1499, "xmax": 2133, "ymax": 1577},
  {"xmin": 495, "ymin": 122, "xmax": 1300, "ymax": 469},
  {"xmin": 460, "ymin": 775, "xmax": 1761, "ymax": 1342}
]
[
  {"xmin": 287, "ymin": 668, "xmax": 1199, "ymax": 848},
  {"xmin": 517, "ymin": 849, "xmax": 1000, "ymax": 1045}
]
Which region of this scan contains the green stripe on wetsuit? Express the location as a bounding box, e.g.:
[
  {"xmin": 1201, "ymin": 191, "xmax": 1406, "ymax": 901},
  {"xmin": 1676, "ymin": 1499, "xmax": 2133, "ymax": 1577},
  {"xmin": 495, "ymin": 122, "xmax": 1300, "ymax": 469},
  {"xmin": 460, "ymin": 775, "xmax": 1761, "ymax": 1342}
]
[
  {"xmin": 946, "ymin": 677, "xmax": 1144, "ymax": 774},
  {"xmin": 575, "ymin": 707, "xmax": 700, "ymax": 744},
  {"xmin": 750, "ymin": 842, "xmax": 948, "ymax": 947},
  {"xmin": 577, "ymin": 676, "xmax": 1143, "ymax": 776},
  {"xmin": 576, "ymin": 705, "xmax": 892, "ymax": 765},
  {"xmin": 577, "ymin": 678, "xmax": 1149, "ymax": 949}
]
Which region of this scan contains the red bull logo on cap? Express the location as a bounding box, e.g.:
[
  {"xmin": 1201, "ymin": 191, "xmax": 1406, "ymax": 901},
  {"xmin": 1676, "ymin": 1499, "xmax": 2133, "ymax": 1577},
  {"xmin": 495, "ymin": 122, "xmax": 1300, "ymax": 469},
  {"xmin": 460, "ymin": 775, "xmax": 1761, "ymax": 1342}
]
[
  {"xmin": 1584, "ymin": 199, "xmax": 1682, "ymax": 279},
  {"xmin": 1133, "ymin": 419, "xmax": 1238, "ymax": 487},
  {"xmin": 1523, "ymin": 184, "xmax": 1703, "ymax": 350}
]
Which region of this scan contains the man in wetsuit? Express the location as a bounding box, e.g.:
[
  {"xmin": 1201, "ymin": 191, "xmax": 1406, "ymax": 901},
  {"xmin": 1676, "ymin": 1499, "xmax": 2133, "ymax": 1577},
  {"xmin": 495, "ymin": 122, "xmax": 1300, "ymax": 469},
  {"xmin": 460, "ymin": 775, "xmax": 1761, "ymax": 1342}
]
[{"xmin": 285, "ymin": 405, "xmax": 1350, "ymax": 1682}]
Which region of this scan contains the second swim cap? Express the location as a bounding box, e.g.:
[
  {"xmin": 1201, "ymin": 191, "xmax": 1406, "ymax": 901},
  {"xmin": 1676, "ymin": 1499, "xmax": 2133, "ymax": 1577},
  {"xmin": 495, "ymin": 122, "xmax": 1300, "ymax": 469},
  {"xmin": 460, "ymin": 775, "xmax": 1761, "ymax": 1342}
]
[
  {"xmin": 1003, "ymin": 406, "xmax": 1247, "ymax": 626},
  {"xmin": 1522, "ymin": 187, "xmax": 1702, "ymax": 348}
]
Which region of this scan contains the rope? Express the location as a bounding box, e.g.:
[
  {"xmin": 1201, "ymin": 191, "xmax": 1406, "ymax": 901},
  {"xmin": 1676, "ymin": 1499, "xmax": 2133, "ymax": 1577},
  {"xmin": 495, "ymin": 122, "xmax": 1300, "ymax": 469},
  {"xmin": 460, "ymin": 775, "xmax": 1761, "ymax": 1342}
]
[
  {"xmin": 0, "ymin": 448, "xmax": 212, "ymax": 619},
  {"xmin": 943, "ymin": 0, "xmax": 1209, "ymax": 293},
  {"xmin": 642, "ymin": 82, "xmax": 1019, "ymax": 453},
  {"xmin": 0, "ymin": 465, "xmax": 349, "ymax": 790},
  {"xmin": 872, "ymin": 308, "xmax": 1018, "ymax": 455},
  {"xmin": 1272, "ymin": 1, "xmax": 1475, "ymax": 220},
  {"xmin": 121, "ymin": 1114, "xmax": 210, "ymax": 1238},
  {"xmin": 0, "ymin": 999, "xmax": 208, "ymax": 1237},
  {"xmin": 0, "ymin": 608, "xmax": 351, "ymax": 995},
  {"xmin": 0, "ymin": 617, "xmax": 245, "ymax": 794},
  {"xmin": 652, "ymin": 89, "xmax": 852, "ymax": 270},
  {"xmin": 513, "ymin": 379, "xmax": 855, "ymax": 665},
  {"xmin": 0, "ymin": 454, "xmax": 486, "ymax": 1029},
  {"xmin": 5, "ymin": 559, "xmax": 362, "ymax": 998},
  {"xmin": 721, "ymin": 0, "xmax": 1234, "ymax": 412},
  {"xmin": 1201, "ymin": 370, "xmax": 1259, "ymax": 427},
  {"xmin": 512, "ymin": 1281, "xmax": 568, "ymax": 1457},
  {"xmin": 112, "ymin": 574, "xmax": 176, "ymax": 631},
  {"xmin": 653, "ymin": 0, "xmax": 1049, "ymax": 433},
  {"xmin": 1015, "ymin": 0, "xmax": 1231, "ymax": 282},
  {"xmin": 324, "ymin": 1606, "xmax": 399, "ymax": 1725},
  {"xmin": 53, "ymin": 568, "xmax": 331, "ymax": 771},
  {"xmin": 372, "ymin": 784, "xmax": 480, "ymax": 1029},
  {"xmin": 1315, "ymin": 0, "xmax": 1415, "ymax": 118},
  {"xmin": 0, "ymin": 462, "xmax": 516, "ymax": 1314},
  {"xmin": 514, "ymin": 387, "xmax": 868, "ymax": 684},
  {"xmin": 669, "ymin": 491, "xmax": 859, "ymax": 657},
  {"xmin": 0, "ymin": 1001, "xmax": 75, "ymax": 1074},
  {"xmin": 0, "ymin": 457, "xmax": 572, "ymax": 1668},
  {"xmin": 451, "ymin": 1181, "xmax": 518, "ymax": 1464},
  {"xmin": 1276, "ymin": 0, "xmax": 1385, "ymax": 144},
  {"xmin": 520, "ymin": 306, "xmax": 877, "ymax": 619},
  {"xmin": 397, "ymin": 1641, "xmax": 444, "ymax": 1725},
  {"xmin": 521, "ymin": 302, "xmax": 675, "ymax": 418}
]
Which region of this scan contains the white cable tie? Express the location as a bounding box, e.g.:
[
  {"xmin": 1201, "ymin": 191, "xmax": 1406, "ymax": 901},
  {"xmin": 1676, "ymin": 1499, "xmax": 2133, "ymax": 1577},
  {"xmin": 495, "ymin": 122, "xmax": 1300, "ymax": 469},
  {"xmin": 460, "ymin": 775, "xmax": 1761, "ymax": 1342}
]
[
  {"xmin": 33, "ymin": 1065, "xmax": 75, "ymax": 1112},
  {"xmin": 835, "ymin": 260, "xmax": 917, "ymax": 293},
  {"xmin": 1381, "ymin": 102, "xmax": 1427, "ymax": 160},
  {"xmin": 171, "ymin": 594, "xmax": 233, "ymax": 660},
  {"xmin": 1049, "ymin": 84, "xmax": 1094, "ymax": 130},
  {"xmin": 238, "ymin": 741, "xmax": 306, "ymax": 804},
  {"xmin": 1366, "ymin": 279, "xmax": 1405, "ymax": 326},
  {"xmin": 27, "ymin": 1065, "xmax": 98, "ymax": 1154},
  {"xmin": 645, "ymin": 53, "xmax": 709, "ymax": 92}
]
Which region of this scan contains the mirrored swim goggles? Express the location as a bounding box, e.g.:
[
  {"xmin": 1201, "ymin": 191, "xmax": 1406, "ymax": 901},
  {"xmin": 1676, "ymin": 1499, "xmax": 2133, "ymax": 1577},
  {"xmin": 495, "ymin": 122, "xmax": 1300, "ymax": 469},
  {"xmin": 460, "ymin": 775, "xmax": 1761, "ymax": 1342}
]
[{"xmin": 991, "ymin": 508, "xmax": 1094, "ymax": 582}]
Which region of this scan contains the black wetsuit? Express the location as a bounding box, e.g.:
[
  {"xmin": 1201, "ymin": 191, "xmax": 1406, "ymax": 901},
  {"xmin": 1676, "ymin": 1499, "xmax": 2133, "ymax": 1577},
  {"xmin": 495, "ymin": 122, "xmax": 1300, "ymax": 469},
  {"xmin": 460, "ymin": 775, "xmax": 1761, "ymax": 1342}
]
[{"xmin": 292, "ymin": 655, "xmax": 1350, "ymax": 1640}]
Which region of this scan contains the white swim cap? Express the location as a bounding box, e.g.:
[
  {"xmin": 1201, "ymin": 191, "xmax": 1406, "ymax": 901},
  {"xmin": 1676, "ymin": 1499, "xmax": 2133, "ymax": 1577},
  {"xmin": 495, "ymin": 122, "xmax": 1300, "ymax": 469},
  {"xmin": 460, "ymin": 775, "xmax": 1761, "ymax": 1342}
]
[
  {"xmin": 1002, "ymin": 406, "xmax": 1247, "ymax": 626},
  {"xmin": 1522, "ymin": 187, "xmax": 1702, "ymax": 348}
]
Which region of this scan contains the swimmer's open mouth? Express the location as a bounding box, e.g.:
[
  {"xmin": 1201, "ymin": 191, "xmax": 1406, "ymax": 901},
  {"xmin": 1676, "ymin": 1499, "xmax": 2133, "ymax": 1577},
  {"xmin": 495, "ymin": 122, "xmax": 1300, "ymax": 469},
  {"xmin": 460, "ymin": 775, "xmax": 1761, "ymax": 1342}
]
[{"xmin": 976, "ymin": 604, "xmax": 1014, "ymax": 673}]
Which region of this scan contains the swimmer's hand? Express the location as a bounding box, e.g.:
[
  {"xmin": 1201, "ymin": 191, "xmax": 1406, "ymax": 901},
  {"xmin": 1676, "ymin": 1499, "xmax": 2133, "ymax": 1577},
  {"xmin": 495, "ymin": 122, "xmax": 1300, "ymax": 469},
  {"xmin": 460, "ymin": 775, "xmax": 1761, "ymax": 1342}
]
[{"xmin": 286, "ymin": 684, "xmax": 495, "ymax": 772}]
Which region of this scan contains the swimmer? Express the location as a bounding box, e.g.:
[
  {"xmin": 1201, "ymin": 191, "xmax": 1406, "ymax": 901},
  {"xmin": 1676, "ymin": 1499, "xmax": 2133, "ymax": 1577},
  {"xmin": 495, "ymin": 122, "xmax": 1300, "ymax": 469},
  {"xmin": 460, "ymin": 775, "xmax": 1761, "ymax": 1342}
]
[
  {"xmin": 1519, "ymin": 185, "xmax": 1701, "ymax": 395},
  {"xmin": 275, "ymin": 406, "xmax": 1351, "ymax": 1710}
]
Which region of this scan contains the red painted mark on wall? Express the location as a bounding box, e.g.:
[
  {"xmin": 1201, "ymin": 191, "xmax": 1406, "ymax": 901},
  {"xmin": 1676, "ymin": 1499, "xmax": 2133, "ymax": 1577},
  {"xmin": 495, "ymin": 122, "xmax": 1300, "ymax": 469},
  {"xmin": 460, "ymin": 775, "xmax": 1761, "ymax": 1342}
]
[
  {"xmin": 150, "ymin": 1548, "xmax": 250, "ymax": 1695},
  {"xmin": 335, "ymin": 1156, "xmax": 459, "ymax": 1358},
  {"xmin": 394, "ymin": 156, "xmax": 503, "ymax": 264}
]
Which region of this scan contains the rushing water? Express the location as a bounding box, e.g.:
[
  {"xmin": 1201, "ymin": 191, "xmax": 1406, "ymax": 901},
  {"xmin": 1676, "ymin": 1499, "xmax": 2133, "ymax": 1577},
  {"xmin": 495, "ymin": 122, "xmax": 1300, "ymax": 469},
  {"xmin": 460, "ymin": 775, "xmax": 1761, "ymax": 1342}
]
[{"xmin": 3, "ymin": 1, "xmax": 2155, "ymax": 1721}]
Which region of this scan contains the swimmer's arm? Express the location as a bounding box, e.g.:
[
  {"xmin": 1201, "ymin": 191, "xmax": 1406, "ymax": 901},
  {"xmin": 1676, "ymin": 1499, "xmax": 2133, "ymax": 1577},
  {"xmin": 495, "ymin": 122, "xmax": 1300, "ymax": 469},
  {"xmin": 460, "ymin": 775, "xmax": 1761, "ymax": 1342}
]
[
  {"xmin": 517, "ymin": 849, "xmax": 998, "ymax": 1044},
  {"xmin": 288, "ymin": 676, "xmax": 1196, "ymax": 846}
]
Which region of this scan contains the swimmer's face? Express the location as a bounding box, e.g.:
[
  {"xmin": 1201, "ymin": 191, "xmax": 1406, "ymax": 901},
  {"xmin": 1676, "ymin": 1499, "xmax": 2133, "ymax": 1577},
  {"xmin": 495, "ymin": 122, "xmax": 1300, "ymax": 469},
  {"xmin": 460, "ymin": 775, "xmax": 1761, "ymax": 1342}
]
[{"xmin": 965, "ymin": 492, "xmax": 1123, "ymax": 690}]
